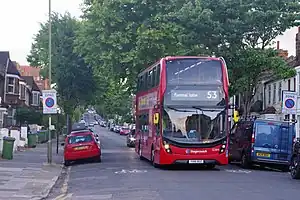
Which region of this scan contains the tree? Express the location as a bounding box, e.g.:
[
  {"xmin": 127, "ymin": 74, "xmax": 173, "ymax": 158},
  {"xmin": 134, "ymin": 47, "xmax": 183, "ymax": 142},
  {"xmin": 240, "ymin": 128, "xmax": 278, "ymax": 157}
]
[
  {"xmin": 173, "ymin": 0, "xmax": 299, "ymax": 115},
  {"xmin": 228, "ymin": 48, "xmax": 296, "ymax": 115},
  {"xmin": 75, "ymin": 0, "xmax": 299, "ymax": 117},
  {"xmin": 15, "ymin": 107, "xmax": 43, "ymax": 125},
  {"xmin": 27, "ymin": 12, "xmax": 97, "ymax": 115}
]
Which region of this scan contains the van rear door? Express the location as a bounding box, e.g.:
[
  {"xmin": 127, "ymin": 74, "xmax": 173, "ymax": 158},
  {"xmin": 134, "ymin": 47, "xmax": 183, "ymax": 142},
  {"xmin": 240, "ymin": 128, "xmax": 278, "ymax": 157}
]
[{"xmin": 253, "ymin": 121, "xmax": 290, "ymax": 163}]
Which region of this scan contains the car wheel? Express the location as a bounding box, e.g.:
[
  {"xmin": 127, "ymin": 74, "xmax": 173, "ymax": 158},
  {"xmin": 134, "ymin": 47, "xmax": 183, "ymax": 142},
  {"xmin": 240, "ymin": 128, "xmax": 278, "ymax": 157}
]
[
  {"xmin": 241, "ymin": 152, "xmax": 251, "ymax": 169},
  {"xmin": 64, "ymin": 160, "xmax": 71, "ymax": 166},
  {"xmin": 94, "ymin": 155, "xmax": 101, "ymax": 163},
  {"xmin": 291, "ymin": 156, "xmax": 300, "ymax": 179}
]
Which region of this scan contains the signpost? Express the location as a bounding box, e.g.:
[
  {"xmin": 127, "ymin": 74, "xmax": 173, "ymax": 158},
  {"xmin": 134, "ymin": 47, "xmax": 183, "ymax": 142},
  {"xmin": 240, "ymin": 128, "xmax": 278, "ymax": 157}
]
[
  {"xmin": 282, "ymin": 91, "xmax": 297, "ymax": 115},
  {"xmin": 42, "ymin": 90, "xmax": 57, "ymax": 114},
  {"xmin": 42, "ymin": 89, "xmax": 57, "ymax": 164}
]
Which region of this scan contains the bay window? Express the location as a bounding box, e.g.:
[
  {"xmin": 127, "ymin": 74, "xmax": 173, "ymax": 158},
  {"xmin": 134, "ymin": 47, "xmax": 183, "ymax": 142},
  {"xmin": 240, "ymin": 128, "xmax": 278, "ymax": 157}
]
[{"xmin": 7, "ymin": 77, "xmax": 15, "ymax": 93}]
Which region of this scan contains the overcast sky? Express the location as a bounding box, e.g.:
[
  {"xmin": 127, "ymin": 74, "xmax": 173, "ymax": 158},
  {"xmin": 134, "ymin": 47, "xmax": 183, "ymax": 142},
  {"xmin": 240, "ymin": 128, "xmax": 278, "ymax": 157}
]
[{"xmin": 0, "ymin": 0, "xmax": 298, "ymax": 65}]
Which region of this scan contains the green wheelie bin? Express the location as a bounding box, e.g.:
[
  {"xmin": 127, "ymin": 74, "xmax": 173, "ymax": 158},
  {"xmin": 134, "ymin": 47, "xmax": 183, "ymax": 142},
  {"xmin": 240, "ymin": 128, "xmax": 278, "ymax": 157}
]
[
  {"xmin": 27, "ymin": 133, "xmax": 37, "ymax": 148},
  {"xmin": 37, "ymin": 131, "xmax": 47, "ymax": 143},
  {"xmin": 2, "ymin": 136, "xmax": 15, "ymax": 160}
]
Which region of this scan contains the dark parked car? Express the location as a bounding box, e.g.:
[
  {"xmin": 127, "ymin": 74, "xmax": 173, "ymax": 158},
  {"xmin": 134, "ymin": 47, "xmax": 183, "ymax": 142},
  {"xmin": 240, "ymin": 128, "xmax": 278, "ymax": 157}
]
[
  {"xmin": 291, "ymin": 138, "xmax": 300, "ymax": 179},
  {"xmin": 126, "ymin": 129, "xmax": 135, "ymax": 147}
]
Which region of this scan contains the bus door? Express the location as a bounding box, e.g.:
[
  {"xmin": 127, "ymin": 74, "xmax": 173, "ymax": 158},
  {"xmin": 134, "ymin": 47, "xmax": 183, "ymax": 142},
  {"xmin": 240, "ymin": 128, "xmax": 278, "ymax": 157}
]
[
  {"xmin": 152, "ymin": 108, "xmax": 161, "ymax": 161},
  {"xmin": 140, "ymin": 113, "xmax": 150, "ymax": 159}
]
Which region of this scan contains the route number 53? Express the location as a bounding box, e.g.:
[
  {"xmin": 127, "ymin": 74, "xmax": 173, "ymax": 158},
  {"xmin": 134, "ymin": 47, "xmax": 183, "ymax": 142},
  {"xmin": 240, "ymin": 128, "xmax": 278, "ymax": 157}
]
[{"xmin": 207, "ymin": 91, "xmax": 217, "ymax": 99}]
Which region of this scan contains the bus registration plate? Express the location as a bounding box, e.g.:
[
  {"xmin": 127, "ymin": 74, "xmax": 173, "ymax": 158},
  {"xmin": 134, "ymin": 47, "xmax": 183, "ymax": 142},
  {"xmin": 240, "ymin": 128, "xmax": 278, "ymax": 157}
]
[{"xmin": 189, "ymin": 160, "xmax": 204, "ymax": 164}]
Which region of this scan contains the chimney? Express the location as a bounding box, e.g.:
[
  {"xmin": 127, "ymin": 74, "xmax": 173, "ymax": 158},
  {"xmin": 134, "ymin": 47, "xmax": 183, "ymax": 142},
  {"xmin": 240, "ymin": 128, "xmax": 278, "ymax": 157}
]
[{"xmin": 277, "ymin": 41, "xmax": 280, "ymax": 49}]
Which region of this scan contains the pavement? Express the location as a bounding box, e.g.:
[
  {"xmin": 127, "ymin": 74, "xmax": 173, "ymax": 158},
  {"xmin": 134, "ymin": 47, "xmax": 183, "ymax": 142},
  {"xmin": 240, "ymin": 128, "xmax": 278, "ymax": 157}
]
[
  {"xmin": 47, "ymin": 126, "xmax": 300, "ymax": 200},
  {"xmin": 0, "ymin": 139, "xmax": 63, "ymax": 200}
]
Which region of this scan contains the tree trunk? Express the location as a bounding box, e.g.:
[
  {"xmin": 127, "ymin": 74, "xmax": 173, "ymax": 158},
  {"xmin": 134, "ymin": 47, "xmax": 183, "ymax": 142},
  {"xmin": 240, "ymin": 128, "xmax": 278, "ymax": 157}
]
[{"xmin": 66, "ymin": 114, "xmax": 72, "ymax": 135}]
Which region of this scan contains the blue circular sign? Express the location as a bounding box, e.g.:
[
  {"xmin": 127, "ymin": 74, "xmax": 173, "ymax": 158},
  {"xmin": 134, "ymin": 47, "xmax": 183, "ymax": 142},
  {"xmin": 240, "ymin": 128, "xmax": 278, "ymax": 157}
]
[
  {"xmin": 285, "ymin": 98, "xmax": 295, "ymax": 108},
  {"xmin": 45, "ymin": 97, "xmax": 54, "ymax": 108}
]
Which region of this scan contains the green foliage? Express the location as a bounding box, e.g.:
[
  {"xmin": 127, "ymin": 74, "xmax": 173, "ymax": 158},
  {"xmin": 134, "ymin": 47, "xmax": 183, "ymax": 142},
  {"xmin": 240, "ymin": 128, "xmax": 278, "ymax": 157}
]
[
  {"xmin": 27, "ymin": 12, "xmax": 97, "ymax": 114},
  {"xmin": 28, "ymin": 0, "xmax": 300, "ymax": 117},
  {"xmin": 15, "ymin": 107, "xmax": 43, "ymax": 125},
  {"xmin": 76, "ymin": 0, "xmax": 299, "ymax": 116},
  {"xmin": 228, "ymin": 48, "xmax": 296, "ymax": 114}
]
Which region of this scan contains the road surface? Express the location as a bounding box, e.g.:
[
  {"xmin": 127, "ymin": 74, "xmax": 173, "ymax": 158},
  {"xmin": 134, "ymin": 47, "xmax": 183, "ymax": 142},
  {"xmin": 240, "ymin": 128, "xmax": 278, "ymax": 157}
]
[{"xmin": 47, "ymin": 126, "xmax": 300, "ymax": 200}]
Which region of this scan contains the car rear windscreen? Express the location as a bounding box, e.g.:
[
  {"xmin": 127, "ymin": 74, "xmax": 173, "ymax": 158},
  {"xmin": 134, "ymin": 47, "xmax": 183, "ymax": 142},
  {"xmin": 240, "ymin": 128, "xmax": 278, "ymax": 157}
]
[{"xmin": 68, "ymin": 135, "xmax": 93, "ymax": 144}]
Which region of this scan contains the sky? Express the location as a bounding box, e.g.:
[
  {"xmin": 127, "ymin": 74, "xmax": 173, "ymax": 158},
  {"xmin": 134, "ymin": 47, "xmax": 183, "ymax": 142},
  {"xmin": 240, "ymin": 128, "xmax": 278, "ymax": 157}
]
[{"xmin": 0, "ymin": 0, "xmax": 298, "ymax": 65}]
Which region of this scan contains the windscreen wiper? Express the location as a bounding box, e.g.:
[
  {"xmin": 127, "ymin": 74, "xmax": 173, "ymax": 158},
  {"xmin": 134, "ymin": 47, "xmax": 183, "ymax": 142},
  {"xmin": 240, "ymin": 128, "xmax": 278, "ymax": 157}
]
[
  {"xmin": 166, "ymin": 106, "xmax": 195, "ymax": 113},
  {"xmin": 192, "ymin": 106, "xmax": 225, "ymax": 112}
]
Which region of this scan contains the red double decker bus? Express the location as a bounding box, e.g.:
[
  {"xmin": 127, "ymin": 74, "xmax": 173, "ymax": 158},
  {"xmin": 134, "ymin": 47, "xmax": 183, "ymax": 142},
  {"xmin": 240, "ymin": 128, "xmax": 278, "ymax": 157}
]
[{"xmin": 135, "ymin": 56, "xmax": 230, "ymax": 168}]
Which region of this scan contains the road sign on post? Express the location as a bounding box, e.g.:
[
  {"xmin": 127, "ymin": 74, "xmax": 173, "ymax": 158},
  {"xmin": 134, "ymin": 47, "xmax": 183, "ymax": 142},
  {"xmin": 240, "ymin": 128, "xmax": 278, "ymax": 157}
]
[
  {"xmin": 42, "ymin": 90, "xmax": 57, "ymax": 114},
  {"xmin": 282, "ymin": 91, "xmax": 297, "ymax": 114}
]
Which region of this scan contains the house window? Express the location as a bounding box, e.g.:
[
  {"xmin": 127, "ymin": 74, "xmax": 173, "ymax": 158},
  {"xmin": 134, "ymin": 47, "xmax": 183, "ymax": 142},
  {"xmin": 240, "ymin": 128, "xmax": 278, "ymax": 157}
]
[
  {"xmin": 32, "ymin": 92, "xmax": 39, "ymax": 105},
  {"xmin": 273, "ymin": 83, "xmax": 276, "ymax": 104},
  {"xmin": 7, "ymin": 77, "xmax": 14, "ymax": 93},
  {"xmin": 268, "ymin": 85, "xmax": 271, "ymax": 104},
  {"xmin": 278, "ymin": 82, "xmax": 282, "ymax": 101},
  {"xmin": 20, "ymin": 85, "xmax": 25, "ymax": 99}
]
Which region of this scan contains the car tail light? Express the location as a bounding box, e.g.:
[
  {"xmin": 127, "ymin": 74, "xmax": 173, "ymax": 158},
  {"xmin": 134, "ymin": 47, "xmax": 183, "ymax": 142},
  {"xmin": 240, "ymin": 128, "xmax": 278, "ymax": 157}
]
[{"xmin": 251, "ymin": 132, "xmax": 255, "ymax": 143}]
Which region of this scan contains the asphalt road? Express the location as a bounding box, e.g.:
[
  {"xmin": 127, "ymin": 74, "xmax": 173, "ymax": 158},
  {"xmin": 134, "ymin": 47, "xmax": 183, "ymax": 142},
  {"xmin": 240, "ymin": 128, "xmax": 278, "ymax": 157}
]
[{"xmin": 48, "ymin": 125, "xmax": 300, "ymax": 200}]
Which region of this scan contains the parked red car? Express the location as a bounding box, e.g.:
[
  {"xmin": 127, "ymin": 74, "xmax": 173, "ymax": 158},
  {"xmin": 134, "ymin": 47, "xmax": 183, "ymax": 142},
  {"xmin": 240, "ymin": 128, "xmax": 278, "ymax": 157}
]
[
  {"xmin": 120, "ymin": 127, "xmax": 130, "ymax": 135},
  {"xmin": 63, "ymin": 131, "xmax": 101, "ymax": 166}
]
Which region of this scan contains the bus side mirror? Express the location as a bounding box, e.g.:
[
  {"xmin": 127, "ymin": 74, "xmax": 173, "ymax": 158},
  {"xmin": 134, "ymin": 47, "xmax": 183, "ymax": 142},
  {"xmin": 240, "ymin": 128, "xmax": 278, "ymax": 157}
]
[{"xmin": 153, "ymin": 113, "xmax": 159, "ymax": 125}]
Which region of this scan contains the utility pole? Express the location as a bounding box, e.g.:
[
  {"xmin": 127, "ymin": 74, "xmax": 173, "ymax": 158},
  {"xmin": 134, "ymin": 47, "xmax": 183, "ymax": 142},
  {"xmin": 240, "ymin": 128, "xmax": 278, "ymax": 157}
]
[{"xmin": 47, "ymin": 0, "xmax": 52, "ymax": 164}]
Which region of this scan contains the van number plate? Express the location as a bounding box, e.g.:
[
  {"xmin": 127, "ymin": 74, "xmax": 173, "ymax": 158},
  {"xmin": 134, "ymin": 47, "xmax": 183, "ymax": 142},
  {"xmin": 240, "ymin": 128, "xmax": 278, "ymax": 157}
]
[
  {"xmin": 256, "ymin": 152, "xmax": 270, "ymax": 157},
  {"xmin": 189, "ymin": 160, "xmax": 204, "ymax": 164}
]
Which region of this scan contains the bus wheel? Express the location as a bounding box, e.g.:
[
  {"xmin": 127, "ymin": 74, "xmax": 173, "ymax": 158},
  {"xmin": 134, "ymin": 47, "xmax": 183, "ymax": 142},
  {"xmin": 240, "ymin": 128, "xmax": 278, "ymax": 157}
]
[
  {"xmin": 151, "ymin": 147, "xmax": 159, "ymax": 168},
  {"xmin": 241, "ymin": 153, "xmax": 251, "ymax": 169},
  {"xmin": 291, "ymin": 156, "xmax": 300, "ymax": 179}
]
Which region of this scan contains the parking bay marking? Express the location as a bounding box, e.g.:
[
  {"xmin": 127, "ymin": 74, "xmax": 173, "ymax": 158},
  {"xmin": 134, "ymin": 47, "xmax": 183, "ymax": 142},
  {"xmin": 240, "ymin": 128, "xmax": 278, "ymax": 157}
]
[
  {"xmin": 114, "ymin": 169, "xmax": 148, "ymax": 174},
  {"xmin": 225, "ymin": 169, "xmax": 252, "ymax": 174}
]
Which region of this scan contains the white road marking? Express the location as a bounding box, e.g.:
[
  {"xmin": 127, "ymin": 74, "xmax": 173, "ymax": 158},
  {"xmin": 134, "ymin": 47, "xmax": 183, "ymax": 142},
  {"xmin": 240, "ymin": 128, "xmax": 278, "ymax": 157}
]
[
  {"xmin": 225, "ymin": 169, "xmax": 252, "ymax": 174},
  {"xmin": 114, "ymin": 169, "xmax": 148, "ymax": 174},
  {"xmin": 53, "ymin": 166, "xmax": 71, "ymax": 200}
]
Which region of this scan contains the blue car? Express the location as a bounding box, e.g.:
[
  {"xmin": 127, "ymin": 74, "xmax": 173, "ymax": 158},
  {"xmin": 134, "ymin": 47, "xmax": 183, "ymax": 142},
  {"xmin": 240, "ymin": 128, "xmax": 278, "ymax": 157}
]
[{"xmin": 229, "ymin": 119, "xmax": 295, "ymax": 171}]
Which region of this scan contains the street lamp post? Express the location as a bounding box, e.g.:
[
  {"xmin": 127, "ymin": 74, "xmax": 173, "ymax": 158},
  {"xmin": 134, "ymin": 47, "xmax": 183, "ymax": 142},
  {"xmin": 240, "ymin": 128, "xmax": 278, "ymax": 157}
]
[{"xmin": 47, "ymin": 0, "xmax": 52, "ymax": 164}]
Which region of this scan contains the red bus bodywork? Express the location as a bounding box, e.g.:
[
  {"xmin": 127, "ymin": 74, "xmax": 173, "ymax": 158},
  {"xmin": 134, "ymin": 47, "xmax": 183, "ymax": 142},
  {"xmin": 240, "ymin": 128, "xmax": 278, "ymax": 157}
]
[{"xmin": 135, "ymin": 56, "xmax": 229, "ymax": 166}]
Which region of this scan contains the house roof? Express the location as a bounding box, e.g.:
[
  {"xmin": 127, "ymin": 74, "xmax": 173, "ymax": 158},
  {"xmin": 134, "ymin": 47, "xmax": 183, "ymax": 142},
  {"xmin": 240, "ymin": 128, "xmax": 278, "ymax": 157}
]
[
  {"xmin": 0, "ymin": 52, "xmax": 21, "ymax": 77},
  {"xmin": 22, "ymin": 76, "xmax": 40, "ymax": 92},
  {"xmin": 7, "ymin": 60, "xmax": 20, "ymax": 76},
  {"xmin": 0, "ymin": 51, "xmax": 9, "ymax": 76},
  {"xmin": 18, "ymin": 65, "xmax": 41, "ymax": 77}
]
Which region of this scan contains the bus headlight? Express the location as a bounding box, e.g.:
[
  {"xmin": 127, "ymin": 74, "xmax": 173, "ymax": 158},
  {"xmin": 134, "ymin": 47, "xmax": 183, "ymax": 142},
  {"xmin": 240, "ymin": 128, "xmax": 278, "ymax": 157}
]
[
  {"xmin": 219, "ymin": 144, "xmax": 226, "ymax": 154},
  {"xmin": 163, "ymin": 142, "xmax": 172, "ymax": 153}
]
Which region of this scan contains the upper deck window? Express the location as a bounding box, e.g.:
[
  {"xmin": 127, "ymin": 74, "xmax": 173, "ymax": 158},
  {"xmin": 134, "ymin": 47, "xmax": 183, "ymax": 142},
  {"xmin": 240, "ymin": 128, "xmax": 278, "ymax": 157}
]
[{"xmin": 166, "ymin": 58, "xmax": 223, "ymax": 85}]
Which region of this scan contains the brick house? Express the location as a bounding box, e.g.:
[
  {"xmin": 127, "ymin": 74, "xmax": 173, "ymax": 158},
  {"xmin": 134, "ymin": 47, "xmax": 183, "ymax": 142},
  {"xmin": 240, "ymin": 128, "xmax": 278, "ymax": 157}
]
[{"xmin": 0, "ymin": 51, "xmax": 41, "ymax": 127}]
